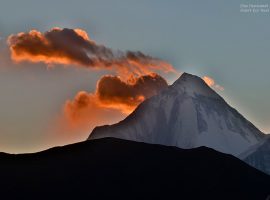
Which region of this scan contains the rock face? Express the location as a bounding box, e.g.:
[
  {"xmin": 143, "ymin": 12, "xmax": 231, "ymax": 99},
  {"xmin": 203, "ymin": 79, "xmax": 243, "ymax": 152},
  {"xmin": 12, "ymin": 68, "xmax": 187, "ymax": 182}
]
[
  {"xmin": 241, "ymin": 136, "xmax": 270, "ymax": 175},
  {"xmin": 89, "ymin": 73, "xmax": 265, "ymax": 156}
]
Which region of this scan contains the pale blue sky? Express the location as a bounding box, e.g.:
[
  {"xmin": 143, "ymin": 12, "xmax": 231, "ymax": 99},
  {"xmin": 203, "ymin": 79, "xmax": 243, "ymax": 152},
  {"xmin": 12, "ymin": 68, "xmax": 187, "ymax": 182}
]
[{"xmin": 0, "ymin": 0, "xmax": 269, "ymax": 152}]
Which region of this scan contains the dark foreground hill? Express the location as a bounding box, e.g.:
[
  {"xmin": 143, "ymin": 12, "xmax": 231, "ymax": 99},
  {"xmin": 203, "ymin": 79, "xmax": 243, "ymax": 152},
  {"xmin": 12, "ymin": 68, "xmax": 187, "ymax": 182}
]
[{"xmin": 0, "ymin": 138, "xmax": 269, "ymax": 199}]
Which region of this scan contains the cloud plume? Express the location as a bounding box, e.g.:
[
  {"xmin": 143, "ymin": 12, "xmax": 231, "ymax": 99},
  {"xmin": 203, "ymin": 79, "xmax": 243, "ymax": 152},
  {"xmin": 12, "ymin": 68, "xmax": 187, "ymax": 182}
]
[
  {"xmin": 203, "ymin": 76, "xmax": 224, "ymax": 91},
  {"xmin": 7, "ymin": 28, "xmax": 176, "ymax": 77},
  {"xmin": 6, "ymin": 27, "xmax": 176, "ymax": 146},
  {"xmin": 96, "ymin": 73, "xmax": 168, "ymax": 113},
  {"xmin": 48, "ymin": 73, "xmax": 168, "ymax": 143},
  {"xmin": 65, "ymin": 73, "xmax": 168, "ymax": 118}
]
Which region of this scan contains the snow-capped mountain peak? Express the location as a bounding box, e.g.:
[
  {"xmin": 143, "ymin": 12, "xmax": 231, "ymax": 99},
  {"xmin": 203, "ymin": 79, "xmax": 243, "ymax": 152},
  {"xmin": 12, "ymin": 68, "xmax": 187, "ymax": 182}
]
[
  {"xmin": 171, "ymin": 73, "xmax": 220, "ymax": 98},
  {"xmin": 88, "ymin": 73, "xmax": 265, "ymax": 156}
]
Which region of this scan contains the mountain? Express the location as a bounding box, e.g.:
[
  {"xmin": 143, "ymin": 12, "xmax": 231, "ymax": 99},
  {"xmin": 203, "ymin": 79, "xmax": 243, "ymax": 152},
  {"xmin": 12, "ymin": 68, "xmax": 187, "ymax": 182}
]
[
  {"xmin": 89, "ymin": 73, "xmax": 265, "ymax": 156},
  {"xmin": 241, "ymin": 136, "xmax": 270, "ymax": 175},
  {"xmin": 0, "ymin": 138, "xmax": 269, "ymax": 199}
]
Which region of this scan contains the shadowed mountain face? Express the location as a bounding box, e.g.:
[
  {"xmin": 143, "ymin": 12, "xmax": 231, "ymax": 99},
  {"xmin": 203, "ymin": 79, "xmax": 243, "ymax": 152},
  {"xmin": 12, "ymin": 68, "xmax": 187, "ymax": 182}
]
[
  {"xmin": 241, "ymin": 136, "xmax": 270, "ymax": 175},
  {"xmin": 0, "ymin": 138, "xmax": 269, "ymax": 199},
  {"xmin": 89, "ymin": 73, "xmax": 265, "ymax": 156}
]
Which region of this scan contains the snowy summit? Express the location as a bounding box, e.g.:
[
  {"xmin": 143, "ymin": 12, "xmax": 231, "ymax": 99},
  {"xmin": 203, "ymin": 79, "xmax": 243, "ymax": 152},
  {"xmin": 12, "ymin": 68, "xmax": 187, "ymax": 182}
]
[{"xmin": 89, "ymin": 73, "xmax": 265, "ymax": 156}]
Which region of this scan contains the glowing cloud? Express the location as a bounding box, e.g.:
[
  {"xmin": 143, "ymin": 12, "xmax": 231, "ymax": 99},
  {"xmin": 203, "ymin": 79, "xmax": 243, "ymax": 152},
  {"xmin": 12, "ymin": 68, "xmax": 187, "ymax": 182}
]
[
  {"xmin": 203, "ymin": 76, "xmax": 215, "ymax": 87},
  {"xmin": 203, "ymin": 76, "xmax": 224, "ymax": 91},
  {"xmin": 6, "ymin": 27, "xmax": 178, "ymax": 146},
  {"xmin": 65, "ymin": 73, "xmax": 168, "ymax": 118},
  {"xmin": 96, "ymin": 73, "xmax": 168, "ymax": 113},
  {"xmin": 7, "ymin": 28, "xmax": 176, "ymax": 77},
  {"xmin": 49, "ymin": 73, "xmax": 168, "ymax": 143},
  {"xmin": 47, "ymin": 92, "xmax": 125, "ymax": 146}
]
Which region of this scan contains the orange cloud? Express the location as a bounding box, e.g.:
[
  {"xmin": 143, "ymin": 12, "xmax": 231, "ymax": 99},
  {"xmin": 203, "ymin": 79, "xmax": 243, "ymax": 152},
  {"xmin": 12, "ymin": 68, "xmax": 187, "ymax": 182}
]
[
  {"xmin": 46, "ymin": 92, "xmax": 125, "ymax": 146},
  {"xmin": 73, "ymin": 29, "xmax": 90, "ymax": 40},
  {"xmin": 96, "ymin": 73, "xmax": 168, "ymax": 113},
  {"xmin": 63, "ymin": 92, "xmax": 123, "ymax": 129},
  {"xmin": 48, "ymin": 73, "xmax": 168, "ymax": 145},
  {"xmin": 7, "ymin": 27, "xmax": 178, "ymax": 147},
  {"xmin": 203, "ymin": 76, "xmax": 224, "ymax": 91},
  {"xmin": 203, "ymin": 76, "xmax": 215, "ymax": 87},
  {"xmin": 66, "ymin": 73, "xmax": 168, "ymax": 117},
  {"xmin": 7, "ymin": 28, "xmax": 176, "ymax": 77}
]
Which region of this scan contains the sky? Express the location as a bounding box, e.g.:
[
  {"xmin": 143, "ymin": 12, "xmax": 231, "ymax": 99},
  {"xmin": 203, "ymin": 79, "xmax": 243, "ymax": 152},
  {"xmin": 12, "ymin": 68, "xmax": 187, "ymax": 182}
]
[{"xmin": 0, "ymin": 0, "xmax": 269, "ymax": 153}]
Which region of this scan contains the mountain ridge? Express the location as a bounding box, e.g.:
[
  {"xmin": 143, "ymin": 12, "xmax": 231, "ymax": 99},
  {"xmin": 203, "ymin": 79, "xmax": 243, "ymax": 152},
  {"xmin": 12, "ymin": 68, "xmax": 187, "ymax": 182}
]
[
  {"xmin": 0, "ymin": 137, "xmax": 269, "ymax": 199},
  {"xmin": 89, "ymin": 73, "xmax": 265, "ymax": 156}
]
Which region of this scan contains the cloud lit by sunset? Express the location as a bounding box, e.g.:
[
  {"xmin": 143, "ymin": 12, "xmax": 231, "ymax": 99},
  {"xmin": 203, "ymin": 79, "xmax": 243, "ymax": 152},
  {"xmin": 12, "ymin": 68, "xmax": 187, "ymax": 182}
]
[
  {"xmin": 2, "ymin": 26, "xmax": 230, "ymax": 151},
  {"xmin": 5, "ymin": 27, "xmax": 179, "ymax": 148},
  {"xmin": 203, "ymin": 76, "xmax": 224, "ymax": 91},
  {"xmin": 203, "ymin": 76, "xmax": 215, "ymax": 87},
  {"xmin": 7, "ymin": 28, "xmax": 176, "ymax": 78},
  {"xmin": 59, "ymin": 73, "xmax": 168, "ymax": 135},
  {"xmin": 96, "ymin": 73, "xmax": 168, "ymax": 113}
]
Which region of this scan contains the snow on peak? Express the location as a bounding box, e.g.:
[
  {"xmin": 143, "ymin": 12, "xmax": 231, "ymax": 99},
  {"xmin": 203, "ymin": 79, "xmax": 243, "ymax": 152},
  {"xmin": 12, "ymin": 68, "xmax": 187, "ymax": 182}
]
[
  {"xmin": 171, "ymin": 73, "xmax": 220, "ymax": 99},
  {"xmin": 89, "ymin": 72, "xmax": 265, "ymax": 156}
]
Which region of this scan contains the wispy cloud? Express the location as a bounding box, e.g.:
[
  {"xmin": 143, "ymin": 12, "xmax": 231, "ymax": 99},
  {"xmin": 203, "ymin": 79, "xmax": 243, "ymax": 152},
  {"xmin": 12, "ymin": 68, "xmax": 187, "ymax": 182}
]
[
  {"xmin": 7, "ymin": 27, "xmax": 176, "ymax": 78},
  {"xmin": 203, "ymin": 76, "xmax": 224, "ymax": 91}
]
